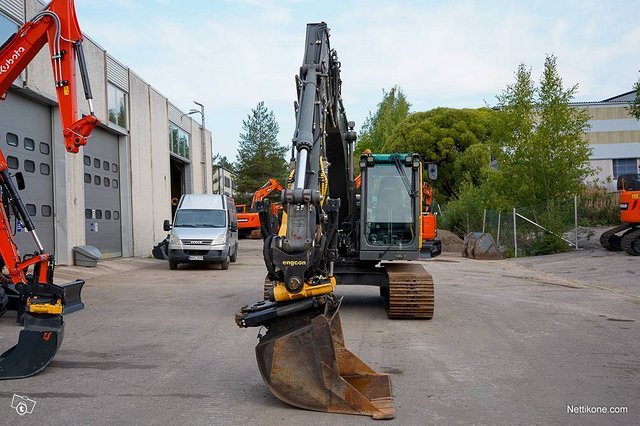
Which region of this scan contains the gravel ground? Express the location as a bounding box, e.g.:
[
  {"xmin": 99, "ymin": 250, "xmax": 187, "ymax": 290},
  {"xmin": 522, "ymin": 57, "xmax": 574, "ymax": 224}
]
[{"xmin": 0, "ymin": 240, "xmax": 637, "ymax": 425}]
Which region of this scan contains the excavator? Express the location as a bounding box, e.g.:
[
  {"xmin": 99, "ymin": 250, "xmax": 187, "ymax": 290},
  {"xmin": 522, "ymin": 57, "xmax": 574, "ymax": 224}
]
[
  {"xmin": 0, "ymin": 0, "xmax": 98, "ymax": 379},
  {"xmin": 600, "ymin": 173, "xmax": 640, "ymax": 255},
  {"xmin": 237, "ymin": 178, "xmax": 283, "ymax": 238},
  {"xmin": 235, "ymin": 23, "xmax": 439, "ymax": 419}
]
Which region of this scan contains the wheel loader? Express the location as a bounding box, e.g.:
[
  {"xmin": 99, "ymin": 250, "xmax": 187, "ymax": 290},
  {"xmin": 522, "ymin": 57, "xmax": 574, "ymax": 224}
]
[{"xmin": 235, "ymin": 22, "xmax": 440, "ymax": 420}]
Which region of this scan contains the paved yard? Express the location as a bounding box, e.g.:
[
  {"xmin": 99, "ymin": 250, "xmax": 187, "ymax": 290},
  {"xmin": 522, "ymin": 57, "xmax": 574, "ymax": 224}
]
[{"xmin": 0, "ymin": 241, "xmax": 637, "ymax": 425}]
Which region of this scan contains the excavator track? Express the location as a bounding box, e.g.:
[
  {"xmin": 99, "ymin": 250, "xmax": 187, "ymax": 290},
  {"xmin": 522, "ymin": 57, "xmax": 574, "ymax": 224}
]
[
  {"xmin": 600, "ymin": 224, "xmax": 632, "ymax": 251},
  {"xmin": 621, "ymin": 229, "xmax": 640, "ymax": 256},
  {"xmin": 384, "ymin": 263, "xmax": 434, "ymax": 319}
]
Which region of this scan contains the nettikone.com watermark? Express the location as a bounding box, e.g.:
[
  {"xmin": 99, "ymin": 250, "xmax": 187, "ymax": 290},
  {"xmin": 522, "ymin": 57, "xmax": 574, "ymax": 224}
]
[
  {"xmin": 567, "ymin": 404, "xmax": 628, "ymax": 415},
  {"xmin": 11, "ymin": 394, "xmax": 36, "ymax": 416}
]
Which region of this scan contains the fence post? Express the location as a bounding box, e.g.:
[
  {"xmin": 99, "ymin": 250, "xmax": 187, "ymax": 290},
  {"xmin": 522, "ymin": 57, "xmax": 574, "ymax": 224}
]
[
  {"xmin": 513, "ymin": 207, "xmax": 517, "ymax": 258},
  {"xmin": 497, "ymin": 213, "xmax": 501, "ymax": 246},
  {"xmin": 574, "ymin": 195, "xmax": 578, "ymax": 250},
  {"xmin": 482, "ymin": 209, "xmax": 487, "ymax": 233}
]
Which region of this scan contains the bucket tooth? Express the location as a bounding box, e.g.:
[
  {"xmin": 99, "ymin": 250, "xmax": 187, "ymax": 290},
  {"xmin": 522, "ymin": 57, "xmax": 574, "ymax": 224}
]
[
  {"xmin": 255, "ymin": 302, "xmax": 395, "ymax": 419},
  {"xmin": 0, "ymin": 313, "xmax": 64, "ymax": 380}
]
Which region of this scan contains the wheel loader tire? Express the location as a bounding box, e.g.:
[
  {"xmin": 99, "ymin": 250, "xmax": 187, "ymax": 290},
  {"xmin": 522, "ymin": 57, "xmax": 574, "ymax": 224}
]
[
  {"xmin": 621, "ymin": 229, "xmax": 640, "ymax": 256},
  {"xmin": 600, "ymin": 225, "xmax": 631, "ymax": 251},
  {"xmin": 169, "ymin": 261, "xmax": 178, "ymax": 270},
  {"xmin": 220, "ymin": 256, "xmax": 230, "ymax": 270}
]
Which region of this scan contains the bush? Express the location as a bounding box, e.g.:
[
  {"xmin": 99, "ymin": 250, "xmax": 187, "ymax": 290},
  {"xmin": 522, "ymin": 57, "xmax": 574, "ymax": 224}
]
[
  {"xmin": 440, "ymin": 184, "xmax": 486, "ymax": 238},
  {"xmin": 578, "ymin": 185, "xmax": 619, "ymax": 226}
]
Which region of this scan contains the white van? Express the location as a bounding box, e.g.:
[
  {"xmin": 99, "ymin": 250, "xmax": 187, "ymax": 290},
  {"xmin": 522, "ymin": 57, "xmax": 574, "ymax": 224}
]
[{"xmin": 163, "ymin": 194, "xmax": 239, "ymax": 270}]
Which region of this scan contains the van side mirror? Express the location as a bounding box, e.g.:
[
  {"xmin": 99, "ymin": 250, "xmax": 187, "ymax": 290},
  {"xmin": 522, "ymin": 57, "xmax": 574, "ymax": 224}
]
[
  {"xmin": 163, "ymin": 219, "xmax": 172, "ymax": 231},
  {"xmin": 230, "ymin": 222, "xmax": 238, "ymax": 232},
  {"xmin": 426, "ymin": 163, "xmax": 438, "ymax": 181},
  {"xmin": 14, "ymin": 172, "xmax": 25, "ymax": 190}
]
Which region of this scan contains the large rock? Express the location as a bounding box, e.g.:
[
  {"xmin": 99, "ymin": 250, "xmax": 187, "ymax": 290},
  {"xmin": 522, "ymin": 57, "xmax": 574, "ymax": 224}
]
[{"xmin": 462, "ymin": 232, "xmax": 503, "ymax": 260}]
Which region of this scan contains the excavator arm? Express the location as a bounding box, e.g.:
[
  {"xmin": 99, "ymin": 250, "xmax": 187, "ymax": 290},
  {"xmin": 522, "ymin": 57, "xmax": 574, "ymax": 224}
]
[
  {"xmin": 0, "ymin": 0, "xmax": 98, "ymax": 380},
  {"xmin": 236, "ymin": 23, "xmax": 395, "ymax": 420},
  {"xmin": 250, "ymin": 178, "xmax": 284, "ymax": 208}
]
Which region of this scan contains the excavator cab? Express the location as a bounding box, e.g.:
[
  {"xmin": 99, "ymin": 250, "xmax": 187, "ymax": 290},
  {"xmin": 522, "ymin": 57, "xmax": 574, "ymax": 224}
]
[{"xmin": 359, "ymin": 153, "xmax": 441, "ymax": 261}]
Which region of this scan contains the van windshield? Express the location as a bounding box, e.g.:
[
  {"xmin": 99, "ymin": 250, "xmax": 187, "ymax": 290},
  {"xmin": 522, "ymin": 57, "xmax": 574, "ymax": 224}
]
[{"xmin": 174, "ymin": 209, "xmax": 227, "ymax": 228}]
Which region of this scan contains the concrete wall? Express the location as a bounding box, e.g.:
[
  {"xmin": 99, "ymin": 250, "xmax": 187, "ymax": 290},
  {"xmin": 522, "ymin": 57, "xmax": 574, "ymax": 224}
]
[
  {"xmin": 149, "ymin": 88, "xmax": 172, "ymax": 244},
  {"xmin": 129, "ymin": 72, "xmax": 155, "ymax": 256},
  {"xmin": 189, "ymin": 120, "xmax": 213, "ymax": 195}
]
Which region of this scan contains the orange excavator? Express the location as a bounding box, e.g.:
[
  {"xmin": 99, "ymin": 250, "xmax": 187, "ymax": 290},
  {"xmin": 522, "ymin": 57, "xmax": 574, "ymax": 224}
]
[
  {"xmin": 600, "ymin": 173, "xmax": 640, "ymax": 255},
  {"xmin": 0, "ymin": 0, "xmax": 98, "ymax": 379},
  {"xmin": 237, "ymin": 178, "xmax": 283, "ymax": 238}
]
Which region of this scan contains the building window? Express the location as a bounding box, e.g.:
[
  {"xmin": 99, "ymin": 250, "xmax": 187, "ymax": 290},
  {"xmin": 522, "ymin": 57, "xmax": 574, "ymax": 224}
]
[
  {"xmin": 108, "ymin": 83, "xmax": 127, "ymax": 128},
  {"xmin": 613, "ymin": 158, "xmax": 639, "ymax": 179},
  {"xmin": 169, "ymin": 123, "xmax": 190, "ymax": 160},
  {"xmin": 6, "ymin": 132, "xmax": 18, "ymax": 146},
  {"xmin": 24, "ymin": 138, "xmax": 35, "ymax": 151},
  {"xmin": 40, "ymin": 142, "xmax": 50, "ymax": 155},
  {"xmin": 224, "ymin": 176, "xmax": 231, "ymax": 188},
  {"xmin": 0, "ymin": 13, "xmax": 18, "ymax": 44}
]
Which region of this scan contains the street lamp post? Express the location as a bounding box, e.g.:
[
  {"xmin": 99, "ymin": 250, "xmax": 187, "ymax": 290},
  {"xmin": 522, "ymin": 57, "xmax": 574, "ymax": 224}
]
[{"xmin": 187, "ymin": 101, "xmax": 208, "ymax": 194}]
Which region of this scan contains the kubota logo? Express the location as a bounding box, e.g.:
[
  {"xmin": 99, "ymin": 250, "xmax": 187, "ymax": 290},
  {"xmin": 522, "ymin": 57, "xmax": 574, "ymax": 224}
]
[
  {"xmin": 0, "ymin": 47, "xmax": 26, "ymax": 74},
  {"xmin": 282, "ymin": 260, "xmax": 306, "ymax": 266}
]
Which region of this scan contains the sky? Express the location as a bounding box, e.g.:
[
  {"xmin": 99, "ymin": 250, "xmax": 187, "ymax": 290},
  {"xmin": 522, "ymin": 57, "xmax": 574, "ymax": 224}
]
[{"xmin": 74, "ymin": 0, "xmax": 640, "ymax": 162}]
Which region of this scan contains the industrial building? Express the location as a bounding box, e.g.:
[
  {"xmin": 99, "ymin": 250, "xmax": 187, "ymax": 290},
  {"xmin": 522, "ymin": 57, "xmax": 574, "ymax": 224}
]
[
  {"xmin": 213, "ymin": 167, "xmax": 236, "ymax": 197},
  {"xmin": 573, "ymin": 91, "xmax": 640, "ymax": 191},
  {"xmin": 0, "ymin": 0, "xmax": 213, "ymax": 264}
]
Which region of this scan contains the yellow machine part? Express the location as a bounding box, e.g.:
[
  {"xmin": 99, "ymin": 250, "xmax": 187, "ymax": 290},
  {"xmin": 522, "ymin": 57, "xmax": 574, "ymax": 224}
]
[
  {"xmin": 26, "ymin": 298, "xmax": 63, "ymax": 315},
  {"xmin": 273, "ymin": 277, "xmax": 336, "ymax": 302}
]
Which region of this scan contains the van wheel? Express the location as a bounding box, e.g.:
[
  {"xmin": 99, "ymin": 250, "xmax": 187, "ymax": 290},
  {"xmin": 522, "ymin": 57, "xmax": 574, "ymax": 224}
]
[
  {"xmin": 230, "ymin": 247, "xmax": 237, "ymax": 263},
  {"xmin": 221, "ymin": 256, "xmax": 230, "ymax": 270},
  {"xmin": 169, "ymin": 261, "xmax": 178, "ymax": 270}
]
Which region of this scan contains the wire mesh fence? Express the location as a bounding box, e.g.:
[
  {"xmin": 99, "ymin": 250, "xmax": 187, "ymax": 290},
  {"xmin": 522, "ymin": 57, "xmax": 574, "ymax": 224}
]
[{"xmin": 441, "ymin": 189, "xmax": 620, "ymax": 258}]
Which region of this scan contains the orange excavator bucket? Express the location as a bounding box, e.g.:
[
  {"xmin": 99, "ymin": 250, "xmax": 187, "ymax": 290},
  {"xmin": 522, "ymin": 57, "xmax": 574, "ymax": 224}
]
[{"xmin": 238, "ymin": 297, "xmax": 395, "ymax": 419}]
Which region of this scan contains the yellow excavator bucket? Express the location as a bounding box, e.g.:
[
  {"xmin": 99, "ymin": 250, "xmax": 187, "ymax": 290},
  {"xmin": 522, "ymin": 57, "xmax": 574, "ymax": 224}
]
[{"xmin": 254, "ymin": 300, "xmax": 395, "ymax": 419}]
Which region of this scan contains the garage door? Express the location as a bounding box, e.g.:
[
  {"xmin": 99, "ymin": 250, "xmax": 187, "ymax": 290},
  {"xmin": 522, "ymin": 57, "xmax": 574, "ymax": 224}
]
[
  {"xmin": 0, "ymin": 92, "xmax": 54, "ymax": 255},
  {"xmin": 83, "ymin": 128, "xmax": 122, "ymax": 257}
]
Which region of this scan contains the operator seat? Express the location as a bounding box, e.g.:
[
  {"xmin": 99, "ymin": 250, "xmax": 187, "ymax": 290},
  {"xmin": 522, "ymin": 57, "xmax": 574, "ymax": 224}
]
[{"xmin": 376, "ymin": 177, "xmax": 406, "ymax": 222}]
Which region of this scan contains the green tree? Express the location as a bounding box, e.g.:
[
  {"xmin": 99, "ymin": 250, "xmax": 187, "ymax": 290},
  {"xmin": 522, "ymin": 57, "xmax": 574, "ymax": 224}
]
[
  {"xmin": 628, "ymin": 71, "xmax": 640, "ymax": 120},
  {"xmin": 355, "ymin": 86, "xmax": 410, "ymax": 155},
  {"xmin": 234, "ymin": 102, "xmax": 288, "ymax": 203},
  {"xmin": 384, "ymin": 107, "xmax": 497, "ymax": 201},
  {"xmin": 491, "ymin": 55, "xmax": 593, "ymax": 208}
]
